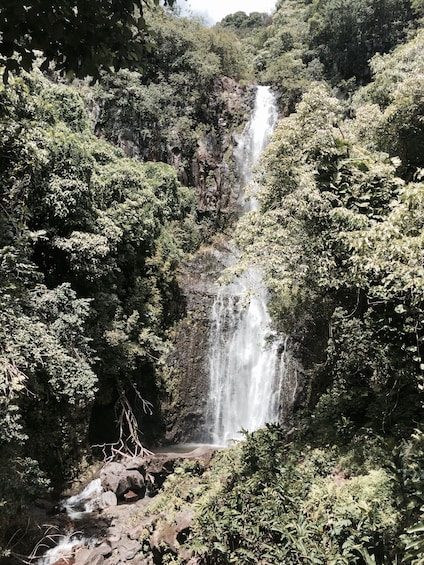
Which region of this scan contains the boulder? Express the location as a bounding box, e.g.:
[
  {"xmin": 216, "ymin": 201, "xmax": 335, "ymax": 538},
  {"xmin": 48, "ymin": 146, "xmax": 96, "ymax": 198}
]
[
  {"xmin": 175, "ymin": 507, "xmax": 194, "ymax": 533},
  {"xmin": 129, "ymin": 557, "xmax": 154, "ymax": 565},
  {"xmin": 149, "ymin": 506, "xmax": 194, "ymax": 554},
  {"xmin": 99, "ymin": 491, "xmax": 118, "ymax": 509},
  {"xmin": 123, "ymin": 489, "xmax": 138, "ymax": 502},
  {"xmin": 150, "ymin": 522, "xmax": 179, "ymax": 554},
  {"xmin": 72, "ymin": 541, "xmax": 112, "ymax": 565},
  {"xmin": 106, "ymin": 524, "xmax": 126, "ymax": 549},
  {"xmin": 117, "ymin": 538, "xmax": 142, "ymax": 561},
  {"xmin": 95, "ymin": 542, "xmax": 113, "ymax": 557},
  {"xmin": 100, "ymin": 463, "xmax": 145, "ymax": 499},
  {"xmin": 74, "ymin": 547, "xmax": 105, "ymax": 565},
  {"xmin": 100, "ymin": 462, "xmax": 126, "ymax": 494}
]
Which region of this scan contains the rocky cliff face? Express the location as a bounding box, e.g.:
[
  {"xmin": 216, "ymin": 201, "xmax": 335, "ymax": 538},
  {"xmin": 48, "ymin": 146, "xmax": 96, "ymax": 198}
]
[
  {"xmin": 157, "ymin": 79, "xmax": 306, "ymax": 445},
  {"xmin": 160, "ymin": 240, "xmax": 307, "ymax": 445},
  {"xmin": 191, "ymin": 78, "xmax": 255, "ymax": 218},
  {"xmin": 94, "ymin": 76, "xmax": 255, "ymax": 222},
  {"xmin": 161, "ymin": 242, "xmax": 232, "ymax": 444},
  {"xmin": 93, "ymin": 75, "xmax": 305, "ymax": 446}
]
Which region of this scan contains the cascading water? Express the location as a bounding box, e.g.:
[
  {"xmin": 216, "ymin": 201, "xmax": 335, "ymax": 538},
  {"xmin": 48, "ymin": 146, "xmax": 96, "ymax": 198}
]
[
  {"xmin": 234, "ymin": 85, "xmax": 279, "ymax": 210},
  {"xmin": 206, "ymin": 85, "xmax": 285, "ymax": 445}
]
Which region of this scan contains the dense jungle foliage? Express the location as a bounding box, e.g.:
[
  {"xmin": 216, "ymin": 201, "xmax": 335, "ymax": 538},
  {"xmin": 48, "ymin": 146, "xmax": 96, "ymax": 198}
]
[
  {"xmin": 0, "ymin": 0, "xmax": 423, "ymax": 562},
  {"xmin": 0, "ymin": 0, "xmax": 177, "ymax": 80}
]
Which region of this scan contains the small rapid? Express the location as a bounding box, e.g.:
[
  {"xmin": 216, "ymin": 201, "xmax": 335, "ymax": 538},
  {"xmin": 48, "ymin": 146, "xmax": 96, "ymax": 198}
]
[
  {"xmin": 62, "ymin": 478, "xmax": 103, "ymax": 519},
  {"xmin": 37, "ymin": 534, "xmax": 97, "ymax": 565}
]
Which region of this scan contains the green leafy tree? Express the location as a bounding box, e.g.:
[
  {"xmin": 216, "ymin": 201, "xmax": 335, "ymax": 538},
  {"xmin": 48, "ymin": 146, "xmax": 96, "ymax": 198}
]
[
  {"xmin": 0, "ymin": 69, "xmax": 197, "ymax": 551},
  {"xmin": 93, "ymin": 9, "xmax": 248, "ymax": 209},
  {"xmin": 233, "ymin": 83, "xmax": 422, "ymax": 442},
  {"xmin": 307, "ymin": 0, "xmax": 416, "ymax": 82},
  {"xmin": 218, "ymin": 11, "xmax": 271, "ymax": 34},
  {"xmin": 190, "ymin": 427, "xmax": 400, "ymax": 564},
  {"xmin": 0, "ymin": 0, "xmax": 176, "ymax": 81},
  {"xmin": 251, "ymin": 0, "xmax": 323, "ymax": 113},
  {"xmin": 353, "ymin": 30, "xmax": 424, "ymax": 178}
]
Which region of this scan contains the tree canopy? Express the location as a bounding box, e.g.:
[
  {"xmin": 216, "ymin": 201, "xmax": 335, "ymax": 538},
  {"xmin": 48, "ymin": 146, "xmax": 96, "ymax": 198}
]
[{"xmin": 0, "ymin": 0, "xmax": 176, "ymax": 81}]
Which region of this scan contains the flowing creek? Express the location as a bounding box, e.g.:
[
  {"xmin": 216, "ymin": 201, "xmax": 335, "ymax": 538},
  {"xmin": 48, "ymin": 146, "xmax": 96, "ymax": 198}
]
[{"xmin": 35, "ymin": 479, "xmax": 103, "ymax": 564}]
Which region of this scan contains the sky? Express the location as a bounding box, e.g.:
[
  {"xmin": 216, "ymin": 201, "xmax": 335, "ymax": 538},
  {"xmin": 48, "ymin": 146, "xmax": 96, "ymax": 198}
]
[{"xmin": 175, "ymin": 0, "xmax": 277, "ymax": 25}]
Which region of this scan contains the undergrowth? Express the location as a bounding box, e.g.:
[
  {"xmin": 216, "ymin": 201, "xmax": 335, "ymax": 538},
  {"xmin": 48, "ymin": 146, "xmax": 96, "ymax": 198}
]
[{"xmin": 131, "ymin": 425, "xmax": 424, "ymax": 564}]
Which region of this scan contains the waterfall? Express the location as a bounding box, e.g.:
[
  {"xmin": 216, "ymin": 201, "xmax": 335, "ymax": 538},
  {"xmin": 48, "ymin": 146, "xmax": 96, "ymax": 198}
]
[
  {"xmin": 206, "ymin": 86, "xmax": 284, "ymax": 445},
  {"xmin": 234, "ymin": 85, "xmax": 279, "ymax": 205}
]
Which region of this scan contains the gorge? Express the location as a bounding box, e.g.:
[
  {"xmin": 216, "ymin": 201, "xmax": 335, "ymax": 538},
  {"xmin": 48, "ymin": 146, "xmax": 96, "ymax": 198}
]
[
  {"xmin": 1, "ymin": 1, "xmax": 423, "ymax": 563},
  {"xmin": 27, "ymin": 82, "xmax": 302, "ymax": 565}
]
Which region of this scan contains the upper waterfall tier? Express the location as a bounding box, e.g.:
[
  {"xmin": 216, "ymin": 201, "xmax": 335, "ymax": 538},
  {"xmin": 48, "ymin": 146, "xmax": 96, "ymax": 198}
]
[{"xmin": 234, "ymin": 85, "xmax": 279, "ymax": 208}]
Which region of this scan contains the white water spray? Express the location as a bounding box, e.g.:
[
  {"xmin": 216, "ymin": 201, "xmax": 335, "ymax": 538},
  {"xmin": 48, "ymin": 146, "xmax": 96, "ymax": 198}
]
[
  {"xmin": 62, "ymin": 478, "xmax": 103, "ymax": 519},
  {"xmin": 206, "ymin": 86, "xmax": 285, "ymax": 445},
  {"xmin": 36, "ymin": 480, "xmax": 102, "ymax": 564},
  {"xmin": 37, "ymin": 535, "xmax": 97, "ymax": 565}
]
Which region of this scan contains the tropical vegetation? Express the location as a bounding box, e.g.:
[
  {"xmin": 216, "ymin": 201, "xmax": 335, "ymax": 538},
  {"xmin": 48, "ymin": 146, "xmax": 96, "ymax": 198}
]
[{"xmin": 0, "ymin": 0, "xmax": 423, "ymax": 562}]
